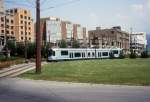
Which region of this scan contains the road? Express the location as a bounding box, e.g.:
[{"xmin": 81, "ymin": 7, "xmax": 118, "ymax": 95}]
[{"xmin": 0, "ymin": 78, "xmax": 150, "ymax": 102}]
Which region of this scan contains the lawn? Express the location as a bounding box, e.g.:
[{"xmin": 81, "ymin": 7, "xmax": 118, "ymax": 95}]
[{"xmin": 20, "ymin": 58, "xmax": 150, "ymax": 86}]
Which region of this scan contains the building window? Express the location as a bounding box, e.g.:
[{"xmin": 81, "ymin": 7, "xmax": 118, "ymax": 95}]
[
  {"xmin": 1, "ymin": 30, "xmax": 4, "ymax": 33},
  {"xmin": 29, "ymin": 32, "xmax": 31, "ymax": 35},
  {"xmin": 111, "ymin": 42, "xmax": 114, "ymax": 46},
  {"xmin": 21, "ymin": 26, "xmax": 23, "ymax": 29},
  {"xmin": 21, "ymin": 37, "xmax": 23, "ymax": 40},
  {"xmin": 1, "ymin": 24, "xmax": 4, "ymax": 27},
  {"xmin": 24, "ymin": 16, "xmax": 27, "ymax": 19},
  {"xmin": 11, "ymin": 20, "xmax": 14, "ymax": 24},
  {"xmin": 15, "ymin": 9, "xmax": 18, "ymax": 13},
  {"xmin": 28, "ymin": 17, "xmax": 30, "ymax": 20},
  {"xmin": 11, "ymin": 31, "xmax": 14, "ymax": 35},
  {"xmin": 21, "ymin": 31, "xmax": 23, "ymax": 35},
  {"xmin": 6, "ymin": 19, "xmax": 9, "ymax": 23},
  {"xmin": 11, "ymin": 26, "xmax": 14, "ymax": 29},
  {"xmin": 24, "ymin": 10, "xmax": 27, "ymax": 14},
  {"xmin": 21, "ymin": 20, "xmax": 23, "ymax": 24},
  {"xmin": 28, "ymin": 22, "xmax": 30, "ymax": 25},
  {"xmin": 1, "ymin": 17, "xmax": 4, "ymax": 22},
  {"xmin": 24, "ymin": 21, "xmax": 27, "ymax": 25},
  {"xmin": 10, "ymin": 10, "xmax": 13, "ymax": 13},
  {"xmin": 20, "ymin": 15, "xmax": 23, "ymax": 18},
  {"xmin": 29, "ymin": 27, "xmax": 31, "ymax": 30},
  {"xmin": 29, "ymin": 37, "xmax": 31, "ymax": 40},
  {"xmin": 6, "ymin": 30, "xmax": 9, "ymax": 34}
]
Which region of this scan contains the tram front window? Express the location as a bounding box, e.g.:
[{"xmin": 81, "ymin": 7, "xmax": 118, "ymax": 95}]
[
  {"xmin": 113, "ymin": 50, "xmax": 118, "ymax": 54},
  {"xmin": 48, "ymin": 50, "xmax": 55, "ymax": 56}
]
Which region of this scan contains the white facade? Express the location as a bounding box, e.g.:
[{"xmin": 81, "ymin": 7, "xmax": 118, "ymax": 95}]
[
  {"xmin": 46, "ymin": 17, "xmax": 61, "ymax": 43},
  {"xmin": 66, "ymin": 22, "xmax": 73, "ymax": 41},
  {"xmin": 77, "ymin": 26, "xmax": 82, "ymax": 40},
  {"xmin": 131, "ymin": 32, "xmax": 147, "ymax": 54},
  {"xmin": 0, "ymin": 0, "xmax": 4, "ymax": 14}
]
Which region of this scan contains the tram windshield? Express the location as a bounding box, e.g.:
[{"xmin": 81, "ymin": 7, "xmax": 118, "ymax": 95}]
[{"xmin": 48, "ymin": 49, "xmax": 55, "ymax": 56}]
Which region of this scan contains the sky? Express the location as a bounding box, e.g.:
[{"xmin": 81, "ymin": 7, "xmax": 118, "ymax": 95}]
[{"xmin": 4, "ymin": 0, "xmax": 150, "ymax": 33}]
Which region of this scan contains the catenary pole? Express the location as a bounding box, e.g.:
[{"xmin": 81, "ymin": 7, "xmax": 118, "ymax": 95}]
[{"xmin": 36, "ymin": 0, "xmax": 41, "ymax": 74}]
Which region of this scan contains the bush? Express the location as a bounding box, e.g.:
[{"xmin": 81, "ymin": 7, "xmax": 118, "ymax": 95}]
[
  {"xmin": 130, "ymin": 51, "xmax": 137, "ymax": 59},
  {"xmin": 16, "ymin": 43, "xmax": 25, "ymax": 57},
  {"xmin": 119, "ymin": 52, "xmax": 125, "ymax": 59},
  {"xmin": 0, "ymin": 55, "xmax": 6, "ymax": 61},
  {"xmin": 27, "ymin": 42, "xmax": 36, "ymax": 59},
  {"xmin": 7, "ymin": 40, "xmax": 17, "ymax": 56},
  {"xmin": 0, "ymin": 58, "xmax": 24, "ymax": 69},
  {"xmin": 72, "ymin": 40, "xmax": 80, "ymax": 48},
  {"xmin": 41, "ymin": 44, "xmax": 49, "ymax": 58},
  {"xmin": 59, "ymin": 40, "xmax": 67, "ymax": 48},
  {"xmin": 109, "ymin": 52, "xmax": 115, "ymax": 59},
  {"xmin": 141, "ymin": 51, "xmax": 148, "ymax": 58}
]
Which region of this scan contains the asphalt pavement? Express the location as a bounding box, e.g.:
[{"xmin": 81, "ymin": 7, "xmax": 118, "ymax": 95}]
[{"xmin": 0, "ymin": 78, "xmax": 150, "ymax": 102}]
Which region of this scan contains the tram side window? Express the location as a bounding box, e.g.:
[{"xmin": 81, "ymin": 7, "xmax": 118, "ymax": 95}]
[
  {"xmin": 88, "ymin": 52, "xmax": 90, "ymax": 57},
  {"xmin": 61, "ymin": 51, "xmax": 68, "ymax": 56},
  {"xmin": 75, "ymin": 53, "xmax": 81, "ymax": 57},
  {"xmin": 82, "ymin": 53, "xmax": 84, "ymax": 58},
  {"xmin": 92, "ymin": 52, "xmax": 95, "ymax": 57},
  {"xmin": 102, "ymin": 52, "xmax": 108, "ymax": 56}
]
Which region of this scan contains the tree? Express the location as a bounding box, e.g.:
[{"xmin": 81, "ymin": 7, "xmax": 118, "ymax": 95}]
[
  {"xmin": 16, "ymin": 42, "xmax": 25, "ymax": 57},
  {"xmin": 4, "ymin": 40, "xmax": 17, "ymax": 56},
  {"xmin": 41, "ymin": 44, "xmax": 49, "ymax": 58},
  {"xmin": 27, "ymin": 42, "xmax": 36, "ymax": 58},
  {"xmin": 141, "ymin": 51, "xmax": 148, "ymax": 58},
  {"xmin": 130, "ymin": 50, "xmax": 137, "ymax": 59},
  {"xmin": 59, "ymin": 40, "xmax": 67, "ymax": 48},
  {"xmin": 72, "ymin": 40, "xmax": 80, "ymax": 48}
]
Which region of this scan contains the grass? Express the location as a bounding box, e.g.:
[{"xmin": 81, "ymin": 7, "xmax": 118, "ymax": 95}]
[{"xmin": 20, "ymin": 58, "xmax": 150, "ymax": 86}]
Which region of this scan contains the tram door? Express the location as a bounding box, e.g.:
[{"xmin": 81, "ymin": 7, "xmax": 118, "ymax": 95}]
[{"xmin": 69, "ymin": 53, "xmax": 74, "ymax": 59}]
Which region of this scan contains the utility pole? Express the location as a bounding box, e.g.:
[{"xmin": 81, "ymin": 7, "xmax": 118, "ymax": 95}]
[
  {"xmin": 4, "ymin": 15, "xmax": 9, "ymax": 58},
  {"xmin": 130, "ymin": 27, "xmax": 133, "ymax": 52},
  {"xmin": 24, "ymin": 22, "xmax": 27, "ymax": 61},
  {"xmin": 36, "ymin": 0, "xmax": 41, "ymax": 74}
]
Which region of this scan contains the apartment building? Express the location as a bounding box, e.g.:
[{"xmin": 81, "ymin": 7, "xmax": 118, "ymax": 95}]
[
  {"xmin": 73, "ymin": 24, "xmax": 87, "ymax": 47},
  {"xmin": 88, "ymin": 26, "xmax": 130, "ymax": 53},
  {"xmin": 62, "ymin": 21, "xmax": 73, "ymax": 42},
  {"xmin": 0, "ymin": 0, "xmax": 4, "ymax": 13},
  {"xmin": 5, "ymin": 8, "xmax": 34, "ymax": 42},
  {"xmin": 130, "ymin": 32, "xmax": 147, "ymax": 54}
]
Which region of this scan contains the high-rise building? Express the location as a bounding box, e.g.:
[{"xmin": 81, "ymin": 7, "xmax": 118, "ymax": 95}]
[
  {"xmin": 62, "ymin": 21, "xmax": 73, "ymax": 42},
  {"xmin": 46, "ymin": 17, "xmax": 61, "ymax": 45},
  {"xmin": 130, "ymin": 32, "xmax": 147, "ymax": 55},
  {"xmin": 0, "ymin": 0, "xmax": 4, "ymax": 14},
  {"xmin": 40, "ymin": 16, "xmax": 87, "ymax": 48},
  {"xmin": 0, "ymin": 0, "xmax": 5, "ymax": 50},
  {"xmin": 88, "ymin": 26, "xmax": 130, "ymax": 53},
  {"xmin": 5, "ymin": 8, "xmax": 34, "ymax": 42}
]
